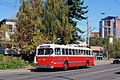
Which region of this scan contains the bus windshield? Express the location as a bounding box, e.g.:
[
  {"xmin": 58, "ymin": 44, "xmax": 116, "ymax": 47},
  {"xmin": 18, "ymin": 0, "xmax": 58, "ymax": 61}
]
[{"xmin": 37, "ymin": 48, "xmax": 53, "ymax": 55}]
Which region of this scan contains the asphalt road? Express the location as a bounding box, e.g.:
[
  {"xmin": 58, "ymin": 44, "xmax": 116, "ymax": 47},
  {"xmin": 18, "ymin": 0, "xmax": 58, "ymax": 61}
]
[{"xmin": 0, "ymin": 64, "xmax": 120, "ymax": 80}]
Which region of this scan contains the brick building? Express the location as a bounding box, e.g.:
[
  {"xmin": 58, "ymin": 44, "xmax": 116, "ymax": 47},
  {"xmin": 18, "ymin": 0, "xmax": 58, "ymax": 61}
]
[{"xmin": 91, "ymin": 32, "xmax": 99, "ymax": 37}]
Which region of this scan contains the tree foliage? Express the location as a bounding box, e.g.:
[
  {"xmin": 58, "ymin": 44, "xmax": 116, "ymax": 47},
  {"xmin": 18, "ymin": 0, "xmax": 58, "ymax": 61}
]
[
  {"xmin": 10, "ymin": 0, "xmax": 88, "ymax": 54},
  {"xmin": 67, "ymin": 0, "xmax": 88, "ymax": 43},
  {"xmin": 0, "ymin": 24, "xmax": 12, "ymax": 49},
  {"xmin": 13, "ymin": 0, "xmax": 74, "ymax": 54},
  {"xmin": 108, "ymin": 40, "xmax": 120, "ymax": 58},
  {"xmin": 90, "ymin": 36, "xmax": 117, "ymax": 47},
  {"xmin": 44, "ymin": 0, "xmax": 73, "ymax": 44},
  {"xmin": 12, "ymin": 0, "xmax": 50, "ymax": 54},
  {"xmin": 67, "ymin": 0, "xmax": 88, "ymax": 26},
  {"xmin": 90, "ymin": 36, "xmax": 104, "ymax": 47}
]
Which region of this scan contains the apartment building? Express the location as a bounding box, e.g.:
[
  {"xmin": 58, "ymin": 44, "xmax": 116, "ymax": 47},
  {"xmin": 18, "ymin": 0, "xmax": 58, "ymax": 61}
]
[{"xmin": 99, "ymin": 16, "xmax": 120, "ymax": 39}]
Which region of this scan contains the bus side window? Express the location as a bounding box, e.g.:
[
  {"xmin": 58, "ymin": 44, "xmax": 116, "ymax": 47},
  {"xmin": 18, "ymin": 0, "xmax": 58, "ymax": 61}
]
[
  {"xmin": 73, "ymin": 49, "xmax": 75, "ymax": 55},
  {"xmin": 66, "ymin": 49, "xmax": 68, "ymax": 55},
  {"xmin": 55, "ymin": 48, "xmax": 61, "ymax": 55},
  {"xmin": 83, "ymin": 50, "xmax": 86, "ymax": 55},
  {"xmin": 84, "ymin": 50, "xmax": 86, "ymax": 55},
  {"xmin": 74, "ymin": 49, "xmax": 76, "ymax": 55},
  {"xmin": 76, "ymin": 49, "xmax": 78, "ymax": 55},
  {"xmin": 88, "ymin": 50, "xmax": 90, "ymax": 55},
  {"xmin": 69, "ymin": 49, "xmax": 72, "ymax": 55},
  {"xmin": 86, "ymin": 50, "xmax": 88, "ymax": 55},
  {"xmin": 75, "ymin": 49, "xmax": 77, "ymax": 55},
  {"xmin": 81, "ymin": 50, "xmax": 83, "ymax": 55},
  {"xmin": 79, "ymin": 49, "xmax": 81, "ymax": 55},
  {"xmin": 62, "ymin": 48, "xmax": 65, "ymax": 55}
]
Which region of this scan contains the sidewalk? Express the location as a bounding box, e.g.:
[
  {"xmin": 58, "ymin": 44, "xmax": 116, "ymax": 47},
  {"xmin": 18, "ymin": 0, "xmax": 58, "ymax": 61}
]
[
  {"xmin": 94, "ymin": 59, "xmax": 113, "ymax": 66},
  {"xmin": 0, "ymin": 69, "xmax": 31, "ymax": 74}
]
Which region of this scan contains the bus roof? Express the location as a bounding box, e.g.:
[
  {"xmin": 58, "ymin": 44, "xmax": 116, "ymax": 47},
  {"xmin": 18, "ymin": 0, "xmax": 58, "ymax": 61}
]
[{"xmin": 37, "ymin": 44, "xmax": 91, "ymax": 50}]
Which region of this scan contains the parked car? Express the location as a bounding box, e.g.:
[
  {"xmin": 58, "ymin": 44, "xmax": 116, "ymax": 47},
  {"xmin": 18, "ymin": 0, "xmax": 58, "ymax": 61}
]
[{"xmin": 113, "ymin": 56, "xmax": 120, "ymax": 64}]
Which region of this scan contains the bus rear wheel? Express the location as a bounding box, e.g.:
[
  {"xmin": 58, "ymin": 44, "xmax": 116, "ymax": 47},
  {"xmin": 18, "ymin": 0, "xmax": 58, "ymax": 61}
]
[
  {"xmin": 63, "ymin": 61, "xmax": 68, "ymax": 70},
  {"xmin": 85, "ymin": 61, "xmax": 89, "ymax": 68}
]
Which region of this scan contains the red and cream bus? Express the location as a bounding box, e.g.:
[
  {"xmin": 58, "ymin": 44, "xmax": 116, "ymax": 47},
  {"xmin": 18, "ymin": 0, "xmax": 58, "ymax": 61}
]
[{"xmin": 34, "ymin": 44, "xmax": 94, "ymax": 70}]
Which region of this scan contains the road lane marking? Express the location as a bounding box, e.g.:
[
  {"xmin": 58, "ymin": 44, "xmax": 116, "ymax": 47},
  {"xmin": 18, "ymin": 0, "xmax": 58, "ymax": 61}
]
[{"xmin": 84, "ymin": 67, "xmax": 120, "ymax": 75}]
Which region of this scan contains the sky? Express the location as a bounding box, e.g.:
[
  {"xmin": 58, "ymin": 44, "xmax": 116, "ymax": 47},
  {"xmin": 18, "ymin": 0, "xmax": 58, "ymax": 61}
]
[
  {"xmin": 0, "ymin": 0, "xmax": 20, "ymax": 21},
  {"xmin": 0, "ymin": 0, "xmax": 120, "ymax": 37}
]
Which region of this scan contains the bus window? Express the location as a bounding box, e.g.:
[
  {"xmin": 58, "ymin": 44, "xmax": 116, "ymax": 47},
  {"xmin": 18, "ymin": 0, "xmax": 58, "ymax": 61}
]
[
  {"xmin": 55, "ymin": 48, "xmax": 61, "ymax": 55},
  {"xmin": 79, "ymin": 49, "xmax": 81, "ymax": 55},
  {"xmin": 84, "ymin": 50, "xmax": 86, "ymax": 55},
  {"xmin": 38, "ymin": 48, "xmax": 53, "ymax": 55},
  {"xmin": 69, "ymin": 49, "xmax": 72, "ymax": 55},
  {"xmin": 72, "ymin": 49, "xmax": 75, "ymax": 55},
  {"xmin": 45, "ymin": 49, "xmax": 53, "ymax": 55},
  {"xmin": 38, "ymin": 49, "xmax": 44, "ymax": 55},
  {"xmin": 86, "ymin": 50, "xmax": 88, "ymax": 55},
  {"xmin": 76, "ymin": 49, "xmax": 78, "ymax": 55},
  {"xmin": 88, "ymin": 50, "xmax": 90, "ymax": 55},
  {"xmin": 81, "ymin": 50, "xmax": 83, "ymax": 55},
  {"xmin": 62, "ymin": 48, "xmax": 65, "ymax": 55},
  {"xmin": 65, "ymin": 49, "xmax": 68, "ymax": 55}
]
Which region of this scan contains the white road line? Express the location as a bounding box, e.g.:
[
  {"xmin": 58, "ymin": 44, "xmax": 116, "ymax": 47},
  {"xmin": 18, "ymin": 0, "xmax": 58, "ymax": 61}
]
[{"xmin": 84, "ymin": 67, "xmax": 120, "ymax": 75}]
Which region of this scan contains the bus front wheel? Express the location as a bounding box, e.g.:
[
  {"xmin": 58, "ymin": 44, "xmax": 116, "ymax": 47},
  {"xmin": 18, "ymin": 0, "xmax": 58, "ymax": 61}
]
[{"xmin": 63, "ymin": 61, "xmax": 68, "ymax": 70}]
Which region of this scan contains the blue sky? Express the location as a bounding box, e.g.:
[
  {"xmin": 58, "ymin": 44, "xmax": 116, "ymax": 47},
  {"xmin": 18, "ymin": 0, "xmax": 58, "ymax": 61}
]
[
  {"xmin": 0, "ymin": 0, "xmax": 120, "ymax": 35},
  {"xmin": 0, "ymin": 0, "xmax": 20, "ymax": 21}
]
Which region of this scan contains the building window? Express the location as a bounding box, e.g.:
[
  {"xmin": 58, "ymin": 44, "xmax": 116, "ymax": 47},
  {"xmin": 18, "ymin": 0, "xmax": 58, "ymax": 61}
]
[
  {"xmin": 108, "ymin": 28, "xmax": 111, "ymax": 35},
  {"xmin": 107, "ymin": 21, "xmax": 110, "ymax": 26}
]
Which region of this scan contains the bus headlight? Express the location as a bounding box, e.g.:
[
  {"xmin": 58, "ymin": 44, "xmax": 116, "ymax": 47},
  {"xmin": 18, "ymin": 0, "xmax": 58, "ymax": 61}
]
[{"xmin": 51, "ymin": 61, "xmax": 54, "ymax": 64}]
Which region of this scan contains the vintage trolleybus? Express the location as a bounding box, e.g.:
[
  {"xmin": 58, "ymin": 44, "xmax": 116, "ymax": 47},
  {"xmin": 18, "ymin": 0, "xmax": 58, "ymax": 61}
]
[{"xmin": 34, "ymin": 44, "xmax": 94, "ymax": 70}]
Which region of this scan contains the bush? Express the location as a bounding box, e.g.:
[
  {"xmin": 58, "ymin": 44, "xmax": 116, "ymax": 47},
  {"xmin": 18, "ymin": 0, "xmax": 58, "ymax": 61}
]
[{"xmin": 0, "ymin": 54, "xmax": 35, "ymax": 70}]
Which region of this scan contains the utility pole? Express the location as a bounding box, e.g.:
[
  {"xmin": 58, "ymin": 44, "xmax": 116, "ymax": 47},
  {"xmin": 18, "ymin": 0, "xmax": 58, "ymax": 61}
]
[
  {"xmin": 101, "ymin": 13, "xmax": 109, "ymax": 60},
  {"xmin": 87, "ymin": 18, "xmax": 89, "ymax": 47},
  {"xmin": 106, "ymin": 20, "xmax": 109, "ymax": 59}
]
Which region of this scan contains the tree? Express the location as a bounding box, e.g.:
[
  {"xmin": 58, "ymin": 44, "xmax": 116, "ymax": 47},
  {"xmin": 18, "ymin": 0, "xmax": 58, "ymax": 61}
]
[
  {"xmin": 14, "ymin": 0, "xmax": 74, "ymax": 55},
  {"xmin": 12, "ymin": 0, "xmax": 50, "ymax": 54},
  {"xmin": 43, "ymin": 0, "xmax": 73, "ymax": 44},
  {"xmin": 90, "ymin": 36, "xmax": 104, "ymax": 47},
  {"xmin": 108, "ymin": 40, "xmax": 120, "ymax": 58},
  {"xmin": 67, "ymin": 0, "xmax": 88, "ymax": 43},
  {"xmin": 67, "ymin": 0, "xmax": 88, "ymax": 26}
]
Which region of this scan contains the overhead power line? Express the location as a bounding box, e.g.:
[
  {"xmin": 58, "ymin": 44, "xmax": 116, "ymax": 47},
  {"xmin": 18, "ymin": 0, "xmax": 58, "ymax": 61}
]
[{"xmin": 0, "ymin": 0, "xmax": 20, "ymax": 8}]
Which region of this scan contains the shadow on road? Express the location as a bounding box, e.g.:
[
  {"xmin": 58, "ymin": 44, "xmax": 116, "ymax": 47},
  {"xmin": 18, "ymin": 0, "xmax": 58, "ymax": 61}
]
[
  {"xmin": 115, "ymin": 72, "xmax": 120, "ymax": 74},
  {"xmin": 29, "ymin": 66, "xmax": 91, "ymax": 72}
]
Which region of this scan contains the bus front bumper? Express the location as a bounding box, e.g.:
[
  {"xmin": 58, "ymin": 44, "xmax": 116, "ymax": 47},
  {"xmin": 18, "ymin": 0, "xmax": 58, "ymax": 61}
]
[{"xmin": 36, "ymin": 66, "xmax": 54, "ymax": 69}]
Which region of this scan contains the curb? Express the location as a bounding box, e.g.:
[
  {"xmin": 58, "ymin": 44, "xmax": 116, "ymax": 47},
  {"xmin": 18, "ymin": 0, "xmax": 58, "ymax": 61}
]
[
  {"xmin": 0, "ymin": 69, "xmax": 32, "ymax": 74},
  {"xmin": 94, "ymin": 60, "xmax": 113, "ymax": 66}
]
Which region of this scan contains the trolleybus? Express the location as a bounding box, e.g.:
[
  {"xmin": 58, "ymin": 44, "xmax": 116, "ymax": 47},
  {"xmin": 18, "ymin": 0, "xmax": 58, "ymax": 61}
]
[{"xmin": 34, "ymin": 44, "xmax": 94, "ymax": 70}]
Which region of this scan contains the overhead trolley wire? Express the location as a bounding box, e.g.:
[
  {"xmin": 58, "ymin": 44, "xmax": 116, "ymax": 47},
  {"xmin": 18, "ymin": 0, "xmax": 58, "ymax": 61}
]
[{"xmin": 0, "ymin": 0, "xmax": 20, "ymax": 8}]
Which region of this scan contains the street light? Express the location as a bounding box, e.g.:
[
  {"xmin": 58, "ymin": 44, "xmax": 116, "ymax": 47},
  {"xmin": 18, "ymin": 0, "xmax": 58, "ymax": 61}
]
[{"xmin": 101, "ymin": 13, "xmax": 109, "ymax": 59}]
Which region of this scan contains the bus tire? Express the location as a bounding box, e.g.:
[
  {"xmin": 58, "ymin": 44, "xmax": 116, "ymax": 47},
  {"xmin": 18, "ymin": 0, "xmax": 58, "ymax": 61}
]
[
  {"xmin": 63, "ymin": 61, "xmax": 68, "ymax": 71},
  {"xmin": 85, "ymin": 61, "xmax": 89, "ymax": 68}
]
